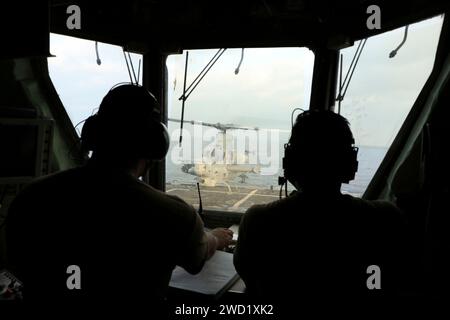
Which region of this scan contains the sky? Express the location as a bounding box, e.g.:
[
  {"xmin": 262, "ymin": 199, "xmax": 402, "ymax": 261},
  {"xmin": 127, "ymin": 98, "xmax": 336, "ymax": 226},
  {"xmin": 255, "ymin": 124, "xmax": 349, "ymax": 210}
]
[{"xmin": 48, "ymin": 15, "xmax": 444, "ymax": 148}]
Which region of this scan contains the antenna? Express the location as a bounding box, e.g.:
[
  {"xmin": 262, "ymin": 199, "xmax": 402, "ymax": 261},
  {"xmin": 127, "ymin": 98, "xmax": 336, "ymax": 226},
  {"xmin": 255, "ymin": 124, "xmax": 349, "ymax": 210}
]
[{"xmin": 197, "ymin": 182, "xmax": 204, "ymax": 215}]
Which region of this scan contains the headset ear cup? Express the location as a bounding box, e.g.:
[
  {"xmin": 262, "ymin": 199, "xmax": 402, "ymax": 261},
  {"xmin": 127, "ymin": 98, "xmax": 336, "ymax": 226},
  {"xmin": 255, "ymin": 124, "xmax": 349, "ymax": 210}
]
[
  {"xmin": 153, "ymin": 122, "xmax": 170, "ymax": 160},
  {"xmin": 350, "ymin": 148, "xmax": 359, "ymax": 181},
  {"xmin": 80, "ymin": 115, "xmax": 99, "ymax": 152},
  {"xmin": 283, "ymin": 144, "xmax": 294, "ymax": 182},
  {"xmin": 341, "ymin": 147, "xmax": 358, "ymax": 183},
  {"xmin": 140, "ymin": 121, "xmax": 169, "ymax": 160}
]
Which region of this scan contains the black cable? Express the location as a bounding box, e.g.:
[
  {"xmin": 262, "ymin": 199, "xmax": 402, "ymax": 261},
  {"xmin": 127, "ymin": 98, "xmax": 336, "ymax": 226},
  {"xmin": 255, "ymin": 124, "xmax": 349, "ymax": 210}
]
[
  {"xmin": 179, "ymin": 49, "xmax": 223, "ymax": 101},
  {"xmin": 122, "ymin": 49, "xmax": 134, "ymax": 84},
  {"xmin": 95, "ymin": 41, "xmax": 101, "ymax": 65},
  {"xmin": 197, "ymin": 182, "xmax": 203, "ymax": 214},
  {"xmin": 341, "ymin": 40, "xmax": 363, "ymax": 93},
  {"xmin": 178, "ymin": 49, "xmax": 227, "ymax": 145},
  {"xmin": 338, "ymin": 54, "xmax": 343, "ymax": 114},
  {"xmin": 390, "ymin": 25, "xmax": 409, "ymax": 58},
  {"xmin": 291, "ymin": 108, "xmax": 305, "ymax": 127},
  {"xmin": 179, "ymin": 51, "xmax": 189, "ymax": 146},
  {"xmin": 183, "ymin": 49, "xmax": 226, "ymax": 101},
  {"xmin": 285, "ymin": 181, "xmax": 288, "ymax": 198},
  {"xmin": 73, "ymin": 118, "xmax": 87, "ymax": 136},
  {"xmin": 341, "ymin": 39, "xmax": 367, "ymax": 99},
  {"xmin": 127, "ymin": 51, "xmax": 138, "ymax": 85},
  {"xmin": 137, "ymin": 59, "xmax": 141, "ymax": 84},
  {"xmin": 234, "ymin": 48, "xmax": 245, "ymax": 75},
  {"xmin": 336, "ymin": 39, "xmax": 367, "ymax": 107}
]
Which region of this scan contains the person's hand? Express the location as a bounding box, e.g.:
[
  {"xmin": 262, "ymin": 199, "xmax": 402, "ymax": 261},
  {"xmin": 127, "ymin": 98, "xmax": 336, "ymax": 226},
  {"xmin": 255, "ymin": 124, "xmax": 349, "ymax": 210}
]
[{"xmin": 210, "ymin": 228, "xmax": 234, "ymax": 250}]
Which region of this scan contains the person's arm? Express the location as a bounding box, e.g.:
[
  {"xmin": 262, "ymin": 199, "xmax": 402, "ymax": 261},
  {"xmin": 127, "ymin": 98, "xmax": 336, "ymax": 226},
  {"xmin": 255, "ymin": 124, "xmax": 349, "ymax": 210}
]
[
  {"xmin": 177, "ymin": 212, "xmax": 233, "ymax": 274},
  {"xmin": 206, "ymin": 228, "xmax": 233, "ymax": 258},
  {"xmin": 233, "ymin": 206, "xmax": 268, "ymax": 296},
  {"xmin": 233, "ymin": 209, "xmax": 256, "ymax": 292}
]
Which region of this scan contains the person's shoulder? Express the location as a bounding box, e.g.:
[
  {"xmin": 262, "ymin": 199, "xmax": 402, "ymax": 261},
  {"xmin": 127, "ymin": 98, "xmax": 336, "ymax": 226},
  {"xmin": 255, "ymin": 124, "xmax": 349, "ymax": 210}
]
[
  {"xmin": 15, "ymin": 167, "xmax": 84, "ymax": 197},
  {"xmin": 344, "ymin": 195, "xmax": 401, "ymax": 213},
  {"xmin": 132, "ymin": 181, "xmax": 197, "ymax": 216},
  {"xmin": 156, "ymin": 188, "xmax": 197, "ymax": 213},
  {"xmin": 244, "ymin": 192, "xmax": 301, "ymax": 222},
  {"xmin": 7, "ymin": 167, "xmax": 85, "ymax": 221},
  {"xmin": 342, "ymin": 194, "xmax": 404, "ymax": 224}
]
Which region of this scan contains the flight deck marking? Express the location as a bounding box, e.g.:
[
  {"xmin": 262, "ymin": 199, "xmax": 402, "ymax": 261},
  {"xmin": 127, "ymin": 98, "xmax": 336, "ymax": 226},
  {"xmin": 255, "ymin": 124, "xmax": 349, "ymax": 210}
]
[
  {"xmin": 232, "ymin": 189, "xmax": 258, "ymax": 209},
  {"xmin": 167, "ymin": 187, "xmax": 278, "ymax": 198},
  {"xmin": 166, "ymin": 188, "xmax": 189, "ymax": 193}
]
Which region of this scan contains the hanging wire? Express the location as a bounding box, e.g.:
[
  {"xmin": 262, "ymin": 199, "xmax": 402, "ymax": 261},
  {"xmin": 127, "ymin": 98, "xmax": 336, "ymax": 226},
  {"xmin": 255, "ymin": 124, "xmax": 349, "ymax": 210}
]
[
  {"xmin": 95, "ymin": 41, "xmax": 102, "ymax": 65},
  {"xmin": 389, "ymin": 25, "xmax": 409, "ymax": 58},
  {"xmin": 234, "ymin": 48, "xmax": 245, "ymax": 75}
]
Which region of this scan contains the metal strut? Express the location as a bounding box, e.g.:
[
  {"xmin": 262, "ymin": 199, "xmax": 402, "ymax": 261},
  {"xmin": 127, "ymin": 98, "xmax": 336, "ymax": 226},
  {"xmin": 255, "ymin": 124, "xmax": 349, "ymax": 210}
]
[
  {"xmin": 178, "ymin": 49, "xmax": 227, "ymax": 145},
  {"xmin": 336, "ymin": 38, "xmax": 367, "ymax": 110}
]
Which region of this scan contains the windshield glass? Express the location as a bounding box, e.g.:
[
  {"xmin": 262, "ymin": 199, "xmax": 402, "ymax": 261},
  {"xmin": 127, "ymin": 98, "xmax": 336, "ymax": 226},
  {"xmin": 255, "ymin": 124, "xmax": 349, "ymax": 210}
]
[{"xmin": 166, "ymin": 48, "xmax": 314, "ymax": 212}]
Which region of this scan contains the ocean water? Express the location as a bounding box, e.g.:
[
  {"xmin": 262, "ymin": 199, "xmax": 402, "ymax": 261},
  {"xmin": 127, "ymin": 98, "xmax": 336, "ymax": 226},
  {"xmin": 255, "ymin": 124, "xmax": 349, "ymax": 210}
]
[{"xmin": 166, "ymin": 145, "xmax": 388, "ymax": 198}]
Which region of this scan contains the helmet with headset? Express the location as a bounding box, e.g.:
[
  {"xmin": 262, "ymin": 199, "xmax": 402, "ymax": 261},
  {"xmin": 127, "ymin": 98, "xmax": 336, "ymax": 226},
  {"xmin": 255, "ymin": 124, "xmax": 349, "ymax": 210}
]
[
  {"xmin": 80, "ymin": 83, "xmax": 169, "ymax": 161},
  {"xmin": 282, "ymin": 110, "xmax": 358, "ymax": 186}
]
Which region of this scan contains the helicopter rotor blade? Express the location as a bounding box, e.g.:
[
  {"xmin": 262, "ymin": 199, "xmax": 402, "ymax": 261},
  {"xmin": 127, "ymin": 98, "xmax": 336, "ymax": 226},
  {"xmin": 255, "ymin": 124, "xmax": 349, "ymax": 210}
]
[{"xmin": 168, "ymin": 118, "xmax": 261, "ymax": 132}]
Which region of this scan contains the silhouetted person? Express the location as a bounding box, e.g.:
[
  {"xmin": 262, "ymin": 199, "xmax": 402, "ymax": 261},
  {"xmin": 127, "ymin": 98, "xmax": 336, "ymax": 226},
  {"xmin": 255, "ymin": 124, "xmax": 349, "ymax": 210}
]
[
  {"xmin": 5, "ymin": 84, "xmax": 232, "ymax": 311},
  {"xmin": 234, "ymin": 110, "xmax": 406, "ymax": 312}
]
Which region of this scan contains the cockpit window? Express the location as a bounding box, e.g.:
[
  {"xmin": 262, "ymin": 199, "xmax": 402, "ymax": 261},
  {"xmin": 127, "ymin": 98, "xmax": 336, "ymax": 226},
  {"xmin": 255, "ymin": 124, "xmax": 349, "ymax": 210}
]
[
  {"xmin": 338, "ymin": 15, "xmax": 443, "ymax": 197},
  {"xmin": 48, "ymin": 34, "xmax": 142, "ymax": 132},
  {"xmin": 166, "ymin": 48, "xmax": 314, "ymax": 212}
]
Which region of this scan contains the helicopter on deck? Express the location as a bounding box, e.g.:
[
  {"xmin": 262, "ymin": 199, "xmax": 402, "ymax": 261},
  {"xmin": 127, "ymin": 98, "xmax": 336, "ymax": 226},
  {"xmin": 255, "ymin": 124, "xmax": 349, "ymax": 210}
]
[{"xmin": 168, "ymin": 118, "xmax": 266, "ymax": 190}]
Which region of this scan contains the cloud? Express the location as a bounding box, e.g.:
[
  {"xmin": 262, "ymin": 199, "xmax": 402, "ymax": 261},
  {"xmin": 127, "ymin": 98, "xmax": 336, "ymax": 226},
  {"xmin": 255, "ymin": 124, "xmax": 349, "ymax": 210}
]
[
  {"xmin": 48, "ymin": 15, "xmax": 443, "ymax": 146},
  {"xmin": 48, "ymin": 34, "xmax": 142, "ymax": 126}
]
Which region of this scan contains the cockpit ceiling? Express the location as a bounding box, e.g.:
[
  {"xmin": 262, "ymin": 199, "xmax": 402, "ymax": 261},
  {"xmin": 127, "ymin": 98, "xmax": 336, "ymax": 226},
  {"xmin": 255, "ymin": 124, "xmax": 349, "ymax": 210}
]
[{"xmin": 50, "ymin": 0, "xmax": 449, "ymax": 52}]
